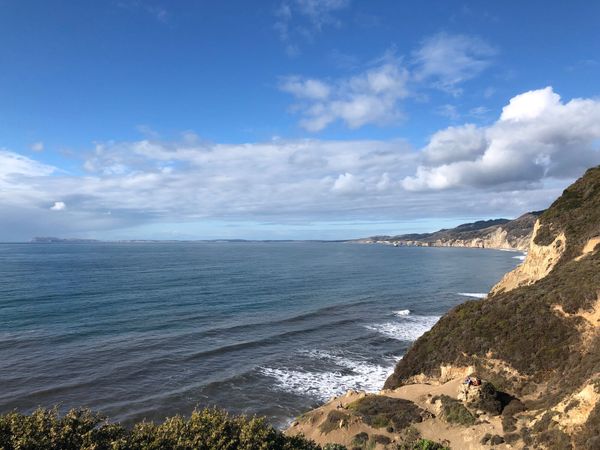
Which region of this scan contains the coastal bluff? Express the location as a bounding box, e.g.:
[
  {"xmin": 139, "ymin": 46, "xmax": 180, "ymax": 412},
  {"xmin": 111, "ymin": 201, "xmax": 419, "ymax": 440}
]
[
  {"xmin": 355, "ymin": 212, "xmax": 542, "ymax": 251},
  {"xmin": 289, "ymin": 167, "xmax": 600, "ymax": 449}
]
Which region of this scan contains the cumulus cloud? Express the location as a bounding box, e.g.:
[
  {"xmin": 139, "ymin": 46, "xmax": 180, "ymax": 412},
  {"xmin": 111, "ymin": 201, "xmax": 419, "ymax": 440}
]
[
  {"xmin": 412, "ymin": 32, "xmax": 496, "ymax": 95},
  {"xmin": 281, "ymin": 60, "xmax": 410, "ymax": 131},
  {"xmin": 50, "ymin": 201, "xmax": 66, "ymax": 211},
  {"xmin": 403, "ymin": 87, "xmax": 600, "ymax": 191},
  {"xmin": 2, "ymin": 87, "xmax": 599, "ymax": 240}
]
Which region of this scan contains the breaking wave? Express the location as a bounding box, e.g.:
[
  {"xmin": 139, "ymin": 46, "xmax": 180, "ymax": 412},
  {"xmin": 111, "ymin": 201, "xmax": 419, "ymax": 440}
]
[{"xmin": 260, "ymin": 350, "xmax": 400, "ymax": 401}]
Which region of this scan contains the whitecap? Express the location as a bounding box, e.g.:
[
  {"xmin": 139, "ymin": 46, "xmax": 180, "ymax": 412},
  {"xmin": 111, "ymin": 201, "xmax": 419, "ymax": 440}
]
[
  {"xmin": 512, "ymin": 255, "xmax": 526, "ymax": 261},
  {"xmin": 393, "ymin": 309, "xmax": 410, "ymax": 316},
  {"xmin": 260, "ymin": 350, "xmax": 400, "ymax": 401},
  {"xmin": 458, "ymin": 292, "xmax": 487, "ymax": 299},
  {"xmin": 365, "ymin": 315, "xmax": 440, "ymax": 341}
]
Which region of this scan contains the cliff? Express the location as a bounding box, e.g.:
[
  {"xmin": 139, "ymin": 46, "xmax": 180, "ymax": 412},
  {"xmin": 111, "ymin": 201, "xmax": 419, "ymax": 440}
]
[
  {"xmin": 384, "ymin": 166, "xmax": 600, "ymax": 448},
  {"xmin": 289, "ymin": 167, "xmax": 600, "ymax": 449},
  {"xmin": 358, "ymin": 212, "xmax": 542, "ymax": 251}
]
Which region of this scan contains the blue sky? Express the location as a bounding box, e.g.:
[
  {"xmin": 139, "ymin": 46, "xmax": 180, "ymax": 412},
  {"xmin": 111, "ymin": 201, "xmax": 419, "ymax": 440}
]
[{"xmin": 1, "ymin": 0, "xmax": 600, "ymax": 240}]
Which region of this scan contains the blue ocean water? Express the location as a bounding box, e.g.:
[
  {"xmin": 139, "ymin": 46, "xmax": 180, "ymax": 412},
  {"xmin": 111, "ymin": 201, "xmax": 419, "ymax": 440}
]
[{"xmin": 0, "ymin": 242, "xmax": 520, "ymax": 428}]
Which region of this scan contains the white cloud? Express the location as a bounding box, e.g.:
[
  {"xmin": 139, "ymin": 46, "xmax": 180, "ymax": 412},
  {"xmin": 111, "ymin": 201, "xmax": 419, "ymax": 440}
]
[
  {"xmin": 274, "ymin": 0, "xmax": 350, "ymax": 54},
  {"xmin": 2, "ymin": 88, "xmax": 599, "ymax": 240},
  {"xmin": 403, "ymin": 87, "xmax": 600, "ymax": 191},
  {"xmin": 332, "ymin": 172, "xmax": 362, "ymax": 194},
  {"xmin": 499, "ymin": 86, "xmax": 560, "ymax": 121},
  {"xmin": 30, "ymin": 141, "xmax": 44, "ymax": 152},
  {"xmin": 279, "ymin": 76, "xmax": 331, "ymax": 100},
  {"xmin": 0, "ymin": 149, "xmax": 55, "ymax": 179},
  {"xmin": 412, "ymin": 32, "xmax": 496, "ymax": 95},
  {"xmin": 280, "ymin": 32, "xmax": 495, "ymax": 131},
  {"xmin": 50, "ymin": 201, "xmax": 66, "ymax": 211},
  {"xmin": 282, "ymin": 60, "xmax": 410, "ymax": 131}
]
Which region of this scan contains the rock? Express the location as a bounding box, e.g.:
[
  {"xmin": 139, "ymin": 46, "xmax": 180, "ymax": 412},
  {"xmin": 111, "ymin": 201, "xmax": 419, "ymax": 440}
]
[{"xmin": 490, "ymin": 434, "xmax": 505, "ymax": 445}]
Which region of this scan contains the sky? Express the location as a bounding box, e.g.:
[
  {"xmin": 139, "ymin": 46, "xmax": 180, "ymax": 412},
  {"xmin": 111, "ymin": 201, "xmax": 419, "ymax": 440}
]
[{"xmin": 1, "ymin": 0, "xmax": 600, "ymax": 241}]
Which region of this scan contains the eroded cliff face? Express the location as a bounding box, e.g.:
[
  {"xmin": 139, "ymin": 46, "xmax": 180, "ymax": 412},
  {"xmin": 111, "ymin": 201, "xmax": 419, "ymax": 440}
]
[
  {"xmin": 490, "ymin": 221, "xmax": 566, "ymax": 295},
  {"xmin": 361, "ymin": 212, "xmax": 539, "ymax": 251}
]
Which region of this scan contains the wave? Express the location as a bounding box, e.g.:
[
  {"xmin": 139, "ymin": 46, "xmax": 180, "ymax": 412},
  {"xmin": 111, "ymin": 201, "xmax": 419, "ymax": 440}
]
[
  {"xmin": 513, "ymin": 255, "xmax": 526, "ymax": 261},
  {"xmin": 365, "ymin": 315, "xmax": 440, "ymax": 341},
  {"xmin": 393, "ymin": 309, "xmax": 410, "ymax": 316},
  {"xmin": 260, "ymin": 350, "xmax": 400, "ymax": 401},
  {"xmin": 458, "ymin": 292, "xmax": 487, "ymax": 299}
]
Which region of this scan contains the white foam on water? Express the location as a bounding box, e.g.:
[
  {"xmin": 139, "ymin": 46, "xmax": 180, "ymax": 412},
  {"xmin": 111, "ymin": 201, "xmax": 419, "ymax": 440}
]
[
  {"xmin": 513, "ymin": 255, "xmax": 526, "ymax": 261},
  {"xmin": 458, "ymin": 292, "xmax": 488, "ymax": 299},
  {"xmin": 260, "ymin": 350, "xmax": 401, "ymax": 401},
  {"xmin": 365, "ymin": 315, "xmax": 440, "ymax": 341},
  {"xmin": 393, "ymin": 309, "xmax": 411, "ymax": 316}
]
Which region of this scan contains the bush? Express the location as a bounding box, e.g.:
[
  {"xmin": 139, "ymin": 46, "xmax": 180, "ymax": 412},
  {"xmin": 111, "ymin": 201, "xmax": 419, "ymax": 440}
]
[
  {"xmin": 318, "ymin": 410, "xmax": 349, "ymax": 434},
  {"xmin": 347, "ymin": 396, "xmax": 427, "ymax": 431},
  {"xmin": 0, "ymin": 407, "xmax": 327, "ymax": 450},
  {"xmin": 434, "ymin": 396, "xmax": 475, "ymax": 426}
]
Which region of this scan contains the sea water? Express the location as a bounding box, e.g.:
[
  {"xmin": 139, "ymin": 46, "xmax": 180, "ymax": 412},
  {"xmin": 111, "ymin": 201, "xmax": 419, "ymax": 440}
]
[{"xmin": 0, "ymin": 242, "xmax": 520, "ymax": 428}]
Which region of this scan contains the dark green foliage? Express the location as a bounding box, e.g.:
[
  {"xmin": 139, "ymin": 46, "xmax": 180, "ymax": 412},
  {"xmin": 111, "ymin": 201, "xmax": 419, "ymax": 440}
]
[
  {"xmin": 467, "ymin": 382, "xmax": 502, "ymax": 416},
  {"xmin": 347, "ymin": 396, "xmax": 427, "ymax": 431},
  {"xmin": 403, "ymin": 439, "xmax": 451, "ymax": 450},
  {"xmin": 351, "ymin": 432, "xmax": 368, "ymax": 446},
  {"xmin": 370, "ymin": 434, "xmax": 390, "ymax": 445},
  {"xmin": 504, "ymin": 432, "xmax": 520, "ymax": 445},
  {"xmin": 501, "ymin": 399, "xmax": 525, "ymax": 432},
  {"xmin": 0, "ymin": 407, "xmax": 325, "ymax": 450},
  {"xmin": 433, "ymin": 396, "xmax": 475, "ymax": 426},
  {"xmin": 536, "ymin": 430, "xmax": 573, "ymax": 450},
  {"xmin": 318, "ymin": 411, "xmax": 349, "ymax": 434}
]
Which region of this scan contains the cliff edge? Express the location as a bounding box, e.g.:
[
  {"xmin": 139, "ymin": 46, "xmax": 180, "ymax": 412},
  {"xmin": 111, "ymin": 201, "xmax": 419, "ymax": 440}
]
[{"xmin": 384, "ymin": 166, "xmax": 600, "ymax": 448}]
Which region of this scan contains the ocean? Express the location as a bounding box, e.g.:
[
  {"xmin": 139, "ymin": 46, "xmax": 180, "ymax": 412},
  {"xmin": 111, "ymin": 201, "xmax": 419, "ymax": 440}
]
[{"xmin": 0, "ymin": 242, "xmax": 520, "ymax": 428}]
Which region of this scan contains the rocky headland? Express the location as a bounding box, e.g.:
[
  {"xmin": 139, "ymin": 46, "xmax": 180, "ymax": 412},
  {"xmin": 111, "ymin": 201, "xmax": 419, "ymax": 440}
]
[
  {"xmin": 356, "ymin": 212, "xmax": 543, "ymax": 251},
  {"xmin": 288, "ymin": 167, "xmax": 600, "ymax": 449}
]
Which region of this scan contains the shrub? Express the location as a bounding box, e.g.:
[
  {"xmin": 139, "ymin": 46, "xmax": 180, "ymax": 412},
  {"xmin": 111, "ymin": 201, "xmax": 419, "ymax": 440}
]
[
  {"xmin": 347, "ymin": 396, "xmax": 427, "ymax": 431},
  {"xmin": 0, "ymin": 407, "xmax": 326, "ymax": 450},
  {"xmin": 318, "ymin": 410, "xmax": 349, "ymax": 434},
  {"xmin": 434, "ymin": 396, "xmax": 475, "ymax": 426}
]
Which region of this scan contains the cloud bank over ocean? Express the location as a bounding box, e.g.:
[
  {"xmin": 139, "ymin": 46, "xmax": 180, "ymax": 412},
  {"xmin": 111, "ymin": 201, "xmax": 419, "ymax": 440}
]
[{"xmin": 1, "ymin": 87, "xmax": 599, "ymax": 240}]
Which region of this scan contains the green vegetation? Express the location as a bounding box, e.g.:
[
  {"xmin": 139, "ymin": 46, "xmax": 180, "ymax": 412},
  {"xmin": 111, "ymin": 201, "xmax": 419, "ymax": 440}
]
[
  {"xmin": 534, "ymin": 166, "xmax": 600, "ymax": 262},
  {"xmin": 347, "ymin": 396, "xmax": 427, "ymax": 431},
  {"xmin": 466, "ymin": 382, "xmax": 502, "ymax": 415},
  {"xmin": 0, "ymin": 407, "xmax": 330, "ymax": 450},
  {"xmin": 318, "ymin": 410, "xmax": 349, "ymax": 434},
  {"xmin": 397, "ymin": 439, "xmax": 451, "ymax": 450},
  {"xmin": 433, "ymin": 396, "xmax": 475, "ymax": 426}
]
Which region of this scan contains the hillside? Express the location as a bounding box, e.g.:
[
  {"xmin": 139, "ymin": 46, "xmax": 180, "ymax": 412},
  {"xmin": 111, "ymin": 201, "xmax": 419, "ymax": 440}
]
[
  {"xmin": 289, "ymin": 167, "xmax": 600, "ymax": 449},
  {"xmin": 357, "ymin": 212, "xmax": 542, "ymax": 251}
]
